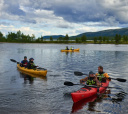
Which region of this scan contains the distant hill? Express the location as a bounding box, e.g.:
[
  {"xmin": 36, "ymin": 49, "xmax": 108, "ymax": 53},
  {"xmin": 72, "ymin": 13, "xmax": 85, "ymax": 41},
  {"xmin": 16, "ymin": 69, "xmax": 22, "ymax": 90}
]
[
  {"xmin": 71, "ymin": 27, "xmax": 128, "ymax": 39},
  {"xmin": 43, "ymin": 27, "xmax": 128, "ymax": 40}
]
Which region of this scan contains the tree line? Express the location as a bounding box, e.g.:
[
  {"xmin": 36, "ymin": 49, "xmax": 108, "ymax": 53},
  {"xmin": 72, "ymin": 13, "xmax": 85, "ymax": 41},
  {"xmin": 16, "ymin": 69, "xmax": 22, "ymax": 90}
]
[{"xmin": 0, "ymin": 30, "xmax": 128, "ymax": 44}]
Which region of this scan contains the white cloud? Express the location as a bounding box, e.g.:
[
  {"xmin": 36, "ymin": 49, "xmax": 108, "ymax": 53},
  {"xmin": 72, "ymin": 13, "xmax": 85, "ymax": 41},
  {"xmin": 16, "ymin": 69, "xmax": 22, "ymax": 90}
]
[{"xmin": 0, "ymin": 24, "xmax": 51, "ymax": 37}]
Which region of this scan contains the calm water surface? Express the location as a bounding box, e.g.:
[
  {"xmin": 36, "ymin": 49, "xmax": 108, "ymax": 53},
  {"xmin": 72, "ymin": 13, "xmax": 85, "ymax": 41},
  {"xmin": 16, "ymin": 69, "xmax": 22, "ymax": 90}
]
[{"xmin": 0, "ymin": 43, "xmax": 128, "ymax": 114}]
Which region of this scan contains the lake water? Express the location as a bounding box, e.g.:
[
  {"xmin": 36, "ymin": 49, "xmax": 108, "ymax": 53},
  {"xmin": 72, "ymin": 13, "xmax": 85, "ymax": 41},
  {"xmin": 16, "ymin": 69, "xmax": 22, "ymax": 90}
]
[{"xmin": 0, "ymin": 43, "xmax": 128, "ymax": 114}]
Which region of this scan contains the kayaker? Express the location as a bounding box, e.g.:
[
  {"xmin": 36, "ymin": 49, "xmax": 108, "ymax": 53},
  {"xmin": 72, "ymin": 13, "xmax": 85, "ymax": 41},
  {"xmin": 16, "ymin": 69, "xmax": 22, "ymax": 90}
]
[
  {"xmin": 65, "ymin": 46, "xmax": 69, "ymax": 50},
  {"xmin": 80, "ymin": 71, "xmax": 101, "ymax": 86},
  {"xmin": 20, "ymin": 56, "xmax": 28, "ymax": 67},
  {"xmin": 95, "ymin": 66, "xmax": 111, "ymax": 82},
  {"xmin": 26, "ymin": 58, "xmax": 37, "ymax": 69}
]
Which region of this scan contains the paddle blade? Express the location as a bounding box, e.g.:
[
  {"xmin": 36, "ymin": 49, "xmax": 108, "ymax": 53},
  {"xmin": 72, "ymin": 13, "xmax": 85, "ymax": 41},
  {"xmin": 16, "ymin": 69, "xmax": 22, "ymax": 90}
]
[
  {"xmin": 10, "ymin": 59, "xmax": 17, "ymax": 63},
  {"xmin": 116, "ymin": 78, "xmax": 126, "ymax": 82},
  {"xmin": 10, "ymin": 59, "xmax": 20, "ymax": 64},
  {"xmin": 74, "ymin": 71, "xmax": 84, "ymax": 76},
  {"xmin": 64, "ymin": 81, "xmax": 74, "ymax": 86},
  {"xmin": 110, "ymin": 77, "xmax": 127, "ymax": 82}
]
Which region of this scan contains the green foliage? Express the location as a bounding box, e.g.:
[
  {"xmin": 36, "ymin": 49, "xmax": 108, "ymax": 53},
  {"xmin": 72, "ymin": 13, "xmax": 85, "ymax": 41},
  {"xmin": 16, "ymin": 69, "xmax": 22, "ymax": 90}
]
[
  {"xmin": 123, "ymin": 35, "xmax": 128, "ymax": 42},
  {"xmin": 58, "ymin": 37, "xmax": 63, "ymax": 41},
  {"xmin": 0, "ymin": 31, "xmax": 3, "ymax": 38},
  {"xmin": 1, "ymin": 30, "xmax": 128, "ymax": 44},
  {"xmin": 115, "ymin": 34, "xmax": 121, "ymax": 44},
  {"xmin": 98, "ymin": 36, "xmax": 102, "ymax": 43},
  {"xmin": 81, "ymin": 35, "xmax": 87, "ymax": 42},
  {"xmin": 94, "ymin": 37, "xmax": 97, "ymax": 43},
  {"xmin": 0, "ymin": 31, "xmax": 6, "ymax": 42},
  {"xmin": 103, "ymin": 36, "xmax": 106, "ymax": 42},
  {"xmin": 50, "ymin": 36, "xmax": 53, "ymax": 41},
  {"xmin": 64, "ymin": 34, "xmax": 69, "ymax": 41}
]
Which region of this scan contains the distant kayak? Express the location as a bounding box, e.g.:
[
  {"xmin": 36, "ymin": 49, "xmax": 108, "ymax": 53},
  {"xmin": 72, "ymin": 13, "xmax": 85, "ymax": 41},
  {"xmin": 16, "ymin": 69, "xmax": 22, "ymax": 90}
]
[
  {"xmin": 71, "ymin": 80, "xmax": 109, "ymax": 103},
  {"xmin": 17, "ymin": 64, "xmax": 47, "ymax": 76},
  {"xmin": 61, "ymin": 48, "xmax": 80, "ymax": 52}
]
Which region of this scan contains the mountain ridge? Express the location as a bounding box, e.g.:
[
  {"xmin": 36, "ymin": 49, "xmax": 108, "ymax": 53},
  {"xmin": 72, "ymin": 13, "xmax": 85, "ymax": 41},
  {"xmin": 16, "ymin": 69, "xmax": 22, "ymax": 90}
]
[{"xmin": 43, "ymin": 27, "xmax": 128, "ymax": 39}]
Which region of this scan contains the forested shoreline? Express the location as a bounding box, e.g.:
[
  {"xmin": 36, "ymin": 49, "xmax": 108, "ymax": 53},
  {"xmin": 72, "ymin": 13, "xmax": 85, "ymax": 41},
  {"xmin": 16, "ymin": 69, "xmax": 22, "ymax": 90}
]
[{"xmin": 0, "ymin": 30, "xmax": 128, "ymax": 44}]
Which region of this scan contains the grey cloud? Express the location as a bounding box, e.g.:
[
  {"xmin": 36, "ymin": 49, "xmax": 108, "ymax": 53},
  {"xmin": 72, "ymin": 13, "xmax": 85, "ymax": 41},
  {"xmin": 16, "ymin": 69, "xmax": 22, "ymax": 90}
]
[
  {"xmin": 0, "ymin": 21, "xmax": 11, "ymax": 25},
  {"xmin": 1, "ymin": 0, "xmax": 128, "ymax": 27},
  {"xmin": 3, "ymin": 0, "xmax": 26, "ymax": 16},
  {"xmin": 56, "ymin": 23, "xmax": 73, "ymax": 28}
]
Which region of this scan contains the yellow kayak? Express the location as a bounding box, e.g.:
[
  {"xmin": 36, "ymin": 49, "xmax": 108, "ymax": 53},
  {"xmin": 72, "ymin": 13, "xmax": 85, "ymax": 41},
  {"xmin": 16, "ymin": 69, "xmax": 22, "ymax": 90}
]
[
  {"xmin": 61, "ymin": 48, "xmax": 80, "ymax": 52},
  {"xmin": 18, "ymin": 70, "xmax": 47, "ymax": 80},
  {"xmin": 17, "ymin": 64, "xmax": 47, "ymax": 76}
]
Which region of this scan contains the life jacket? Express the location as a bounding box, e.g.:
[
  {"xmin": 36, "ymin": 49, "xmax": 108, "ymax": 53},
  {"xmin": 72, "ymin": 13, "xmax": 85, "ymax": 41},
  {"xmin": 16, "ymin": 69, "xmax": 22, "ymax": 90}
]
[
  {"xmin": 30, "ymin": 62, "xmax": 35, "ymax": 69},
  {"xmin": 86, "ymin": 77, "xmax": 96, "ymax": 85},
  {"xmin": 65, "ymin": 47, "xmax": 69, "ymax": 50},
  {"xmin": 27, "ymin": 61, "xmax": 36, "ymax": 69},
  {"xmin": 97, "ymin": 72, "xmax": 106, "ymax": 82},
  {"xmin": 22, "ymin": 60, "xmax": 28, "ymax": 67}
]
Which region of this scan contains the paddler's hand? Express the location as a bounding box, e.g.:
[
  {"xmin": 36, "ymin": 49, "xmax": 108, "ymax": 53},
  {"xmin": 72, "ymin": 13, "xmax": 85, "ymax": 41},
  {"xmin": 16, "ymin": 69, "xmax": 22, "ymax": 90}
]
[
  {"xmin": 80, "ymin": 79, "xmax": 84, "ymax": 83},
  {"xmin": 97, "ymin": 82, "xmax": 101, "ymax": 87},
  {"xmin": 108, "ymin": 77, "xmax": 111, "ymax": 81}
]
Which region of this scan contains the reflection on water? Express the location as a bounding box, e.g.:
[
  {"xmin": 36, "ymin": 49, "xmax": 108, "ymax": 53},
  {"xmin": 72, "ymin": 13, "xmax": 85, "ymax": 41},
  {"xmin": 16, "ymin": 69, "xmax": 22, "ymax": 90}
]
[
  {"xmin": 107, "ymin": 91, "xmax": 127, "ymax": 104},
  {"xmin": 19, "ymin": 73, "xmax": 34, "ymax": 84},
  {"xmin": 18, "ymin": 70, "xmax": 47, "ymax": 83}
]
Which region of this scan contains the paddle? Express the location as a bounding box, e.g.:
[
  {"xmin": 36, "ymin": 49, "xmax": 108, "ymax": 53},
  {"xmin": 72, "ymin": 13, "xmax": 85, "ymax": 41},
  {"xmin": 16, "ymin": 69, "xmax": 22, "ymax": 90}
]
[
  {"xmin": 64, "ymin": 81, "xmax": 121, "ymax": 89},
  {"xmin": 10, "ymin": 59, "xmax": 49, "ymax": 71},
  {"xmin": 10, "ymin": 59, "xmax": 20, "ymax": 64},
  {"xmin": 64, "ymin": 81, "xmax": 81, "ymax": 86},
  {"xmin": 74, "ymin": 71, "xmax": 126, "ymax": 82},
  {"xmin": 74, "ymin": 71, "xmax": 88, "ymax": 76}
]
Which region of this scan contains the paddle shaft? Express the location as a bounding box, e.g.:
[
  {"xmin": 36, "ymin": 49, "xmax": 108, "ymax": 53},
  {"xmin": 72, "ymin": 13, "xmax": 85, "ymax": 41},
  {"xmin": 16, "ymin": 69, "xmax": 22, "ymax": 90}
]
[
  {"xmin": 74, "ymin": 71, "xmax": 126, "ymax": 82},
  {"xmin": 64, "ymin": 81, "xmax": 121, "ymax": 89}
]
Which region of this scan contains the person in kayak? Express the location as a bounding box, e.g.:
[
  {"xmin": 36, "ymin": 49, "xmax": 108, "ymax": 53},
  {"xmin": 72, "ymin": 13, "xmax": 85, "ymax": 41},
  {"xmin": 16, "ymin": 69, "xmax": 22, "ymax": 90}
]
[
  {"xmin": 70, "ymin": 46, "xmax": 74, "ymax": 50},
  {"xmin": 80, "ymin": 71, "xmax": 101, "ymax": 86},
  {"xmin": 65, "ymin": 46, "xmax": 69, "ymax": 50},
  {"xmin": 20, "ymin": 56, "xmax": 28, "ymax": 67},
  {"xmin": 26, "ymin": 58, "xmax": 37, "ymax": 69},
  {"xmin": 95, "ymin": 66, "xmax": 111, "ymax": 82}
]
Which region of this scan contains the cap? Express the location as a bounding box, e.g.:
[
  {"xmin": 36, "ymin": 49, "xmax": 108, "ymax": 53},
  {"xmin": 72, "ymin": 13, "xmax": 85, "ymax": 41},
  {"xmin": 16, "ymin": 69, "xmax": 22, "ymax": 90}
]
[
  {"xmin": 89, "ymin": 71, "xmax": 95, "ymax": 75},
  {"xmin": 24, "ymin": 56, "xmax": 27, "ymax": 58},
  {"xmin": 29, "ymin": 58, "xmax": 34, "ymax": 60}
]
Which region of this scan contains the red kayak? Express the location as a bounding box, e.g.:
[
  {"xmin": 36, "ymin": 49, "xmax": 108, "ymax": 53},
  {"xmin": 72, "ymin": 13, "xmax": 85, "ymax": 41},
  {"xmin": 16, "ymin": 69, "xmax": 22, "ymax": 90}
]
[
  {"xmin": 71, "ymin": 80, "xmax": 109, "ymax": 103},
  {"xmin": 71, "ymin": 94, "xmax": 98, "ymax": 113}
]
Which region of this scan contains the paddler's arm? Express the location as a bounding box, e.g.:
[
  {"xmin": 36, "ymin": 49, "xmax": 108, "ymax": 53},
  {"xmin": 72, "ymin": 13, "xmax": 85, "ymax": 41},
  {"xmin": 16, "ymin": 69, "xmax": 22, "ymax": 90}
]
[
  {"xmin": 80, "ymin": 77, "xmax": 88, "ymax": 83},
  {"xmin": 94, "ymin": 76, "xmax": 101, "ymax": 87},
  {"xmin": 104, "ymin": 73, "xmax": 111, "ymax": 81}
]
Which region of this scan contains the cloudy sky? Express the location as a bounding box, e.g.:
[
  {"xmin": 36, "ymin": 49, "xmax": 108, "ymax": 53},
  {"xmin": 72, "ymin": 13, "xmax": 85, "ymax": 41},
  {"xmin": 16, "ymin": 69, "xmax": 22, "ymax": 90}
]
[{"xmin": 0, "ymin": 0, "xmax": 128, "ymax": 38}]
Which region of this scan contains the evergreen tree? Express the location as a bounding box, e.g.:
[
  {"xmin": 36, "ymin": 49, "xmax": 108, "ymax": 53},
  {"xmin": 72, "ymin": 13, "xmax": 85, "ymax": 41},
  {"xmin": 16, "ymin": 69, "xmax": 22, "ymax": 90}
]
[
  {"xmin": 50, "ymin": 36, "xmax": 53, "ymax": 41},
  {"xmin": 65, "ymin": 34, "xmax": 69, "ymax": 41},
  {"xmin": 115, "ymin": 34, "xmax": 121, "ymax": 44},
  {"xmin": 81, "ymin": 35, "xmax": 87, "ymax": 42},
  {"xmin": 94, "ymin": 37, "xmax": 97, "ymax": 43},
  {"xmin": 98, "ymin": 36, "xmax": 102, "ymax": 43},
  {"xmin": 103, "ymin": 36, "xmax": 106, "ymax": 43}
]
